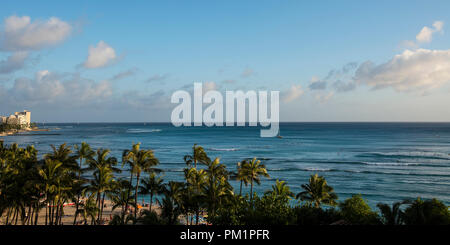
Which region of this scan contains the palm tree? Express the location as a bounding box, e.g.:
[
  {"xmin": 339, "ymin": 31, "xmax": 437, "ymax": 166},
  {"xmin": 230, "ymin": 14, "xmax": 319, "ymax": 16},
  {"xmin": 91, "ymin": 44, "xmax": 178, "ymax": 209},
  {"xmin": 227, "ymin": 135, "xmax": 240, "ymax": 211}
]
[
  {"xmin": 296, "ymin": 174, "xmax": 338, "ymax": 208},
  {"xmin": 377, "ymin": 201, "xmax": 406, "ymax": 225},
  {"xmin": 266, "ymin": 179, "xmax": 294, "ymax": 199},
  {"xmin": 139, "ymin": 173, "xmax": 164, "ymax": 212},
  {"xmin": 185, "ymin": 168, "xmax": 207, "ymax": 224},
  {"xmin": 87, "ymin": 149, "xmax": 119, "ymax": 223},
  {"xmin": 202, "ymin": 158, "xmax": 232, "ymax": 220},
  {"xmin": 73, "ymin": 142, "xmax": 94, "ymax": 225},
  {"xmin": 236, "ymin": 160, "xmax": 250, "ymax": 195},
  {"xmin": 122, "ymin": 143, "xmax": 159, "ymax": 219},
  {"xmin": 184, "ymin": 144, "xmax": 211, "ymax": 168},
  {"xmin": 38, "ymin": 158, "xmax": 71, "ymax": 225},
  {"xmin": 109, "ymin": 179, "xmax": 136, "ymax": 224},
  {"xmin": 77, "ymin": 194, "xmax": 99, "ymax": 225},
  {"xmin": 161, "ymin": 181, "xmax": 185, "ymax": 224},
  {"xmin": 45, "ymin": 143, "xmax": 78, "ymax": 171},
  {"xmin": 244, "ymin": 158, "xmax": 269, "ymax": 203}
]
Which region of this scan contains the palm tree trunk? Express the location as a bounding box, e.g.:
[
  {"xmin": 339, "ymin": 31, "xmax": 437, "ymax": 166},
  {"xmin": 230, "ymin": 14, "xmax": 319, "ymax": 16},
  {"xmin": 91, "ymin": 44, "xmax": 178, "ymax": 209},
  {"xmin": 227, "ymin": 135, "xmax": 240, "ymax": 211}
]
[
  {"xmin": 73, "ymin": 156, "xmax": 83, "ymax": 225},
  {"xmin": 125, "ymin": 171, "xmax": 133, "ymax": 214},
  {"xmin": 239, "ymin": 181, "xmax": 243, "ymax": 196},
  {"xmin": 100, "ymin": 192, "xmax": 106, "ymax": 221},
  {"xmin": 25, "ymin": 205, "xmax": 32, "ymax": 225},
  {"xmin": 195, "ymin": 208, "xmax": 200, "ymax": 225},
  {"xmin": 135, "ymin": 173, "xmax": 141, "ymax": 219},
  {"xmin": 11, "ymin": 208, "xmax": 17, "ymax": 225},
  {"xmin": 96, "ymin": 192, "xmax": 101, "ymax": 223},
  {"xmin": 6, "ymin": 208, "xmax": 11, "ymax": 225},
  {"xmin": 45, "ymin": 200, "xmax": 48, "ymax": 225},
  {"xmin": 14, "ymin": 208, "xmax": 19, "ymax": 225},
  {"xmin": 55, "ymin": 203, "xmax": 59, "ymax": 225},
  {"xmin": 49, "ymin": 200, "xmax": 53, "ymax": 225},
  {"xmin": 250, "ymin": 181, "xmax": 254, "ymax": 203},
  {"xmin": 150, "ymin": 193, "xmax": 153, "ymax": 212},
  {"xmin": 34, "ymin": 204, "xmax": 39, "ymax": 225}
]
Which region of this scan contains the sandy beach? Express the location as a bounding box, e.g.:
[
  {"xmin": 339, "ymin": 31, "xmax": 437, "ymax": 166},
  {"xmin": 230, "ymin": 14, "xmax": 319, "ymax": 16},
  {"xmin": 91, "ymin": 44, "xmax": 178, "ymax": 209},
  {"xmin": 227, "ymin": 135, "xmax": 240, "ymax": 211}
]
[{"xmin": 0, "ymin": 200, "xmax": 162, "ymax": 225}]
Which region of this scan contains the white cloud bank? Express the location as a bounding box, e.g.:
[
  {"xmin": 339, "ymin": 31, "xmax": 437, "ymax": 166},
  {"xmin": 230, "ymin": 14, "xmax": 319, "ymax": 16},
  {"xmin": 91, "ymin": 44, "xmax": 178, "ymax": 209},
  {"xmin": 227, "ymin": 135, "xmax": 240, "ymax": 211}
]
[
  {"xmin": 1, "ymin": 15, "xmax": 72, "ymax": 51},
  {"xmin": 0, "ymin": 15, "xmax": 73, "ymax": 75},
  {"xmin": 2, "ymin": 70, "xmax": 112, "ymax": 107},
  {"xmin": 83, "ymin": 41, "xmax": 117, "ymax": 69},
  {"xmin": 308, "ymin": 47, "xmax": 450, "ymax": 94},
  {"xmin": 355, "ymin": 49, "xmax": 450, "ymax": 92}
]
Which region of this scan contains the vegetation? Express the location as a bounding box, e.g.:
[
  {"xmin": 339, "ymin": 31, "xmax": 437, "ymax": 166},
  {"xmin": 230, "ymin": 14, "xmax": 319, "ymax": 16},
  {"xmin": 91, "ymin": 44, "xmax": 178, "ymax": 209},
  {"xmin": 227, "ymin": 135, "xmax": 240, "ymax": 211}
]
[
  {"xmin": 0, "ymin": 123, "xmax": 27, "ymax": 133},
  {"xmin": 0, "ymin": 141, "xmax": 449, "ymax": 225}
]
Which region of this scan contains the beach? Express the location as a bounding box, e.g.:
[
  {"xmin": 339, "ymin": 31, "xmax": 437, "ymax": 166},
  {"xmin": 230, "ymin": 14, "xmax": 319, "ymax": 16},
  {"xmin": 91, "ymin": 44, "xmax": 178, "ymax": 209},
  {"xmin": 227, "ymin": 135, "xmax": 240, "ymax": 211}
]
[{"xmin": 0, "ymin": 199, "xmax": 163, "ymax": 225}]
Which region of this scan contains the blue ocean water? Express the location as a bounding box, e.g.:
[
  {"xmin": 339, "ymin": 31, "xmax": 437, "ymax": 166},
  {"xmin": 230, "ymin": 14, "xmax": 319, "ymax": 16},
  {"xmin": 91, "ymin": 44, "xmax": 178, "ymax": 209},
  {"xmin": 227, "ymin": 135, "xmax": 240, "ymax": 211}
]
[{"xmin": 2, "ymin": 122, "xmax": 450, "ymax": 208}]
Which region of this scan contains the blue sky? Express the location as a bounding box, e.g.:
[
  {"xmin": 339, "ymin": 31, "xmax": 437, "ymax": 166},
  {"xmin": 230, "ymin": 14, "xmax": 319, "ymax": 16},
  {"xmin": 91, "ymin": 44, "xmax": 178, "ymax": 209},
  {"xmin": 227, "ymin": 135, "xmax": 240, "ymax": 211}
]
[{"xmin": 1, "ymin": 0, "xmax": 450, "ymax": 122}]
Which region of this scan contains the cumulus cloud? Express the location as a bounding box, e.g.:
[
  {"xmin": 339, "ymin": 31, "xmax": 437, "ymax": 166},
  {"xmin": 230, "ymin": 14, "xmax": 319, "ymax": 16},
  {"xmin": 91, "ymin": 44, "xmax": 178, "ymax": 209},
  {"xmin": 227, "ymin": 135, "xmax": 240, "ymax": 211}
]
[
  {"xmin": 2, "ymin": 70, "xmax": 112, "ymax": 107},
  {"xmin": 82, "ymin": 41, "xmax": 117, "ymax": 69},
  {"xmin": 282, "ymin": 84, "xmax": 304, "ymax": 103},
  {"xmin": 416, "ymin": 21, "xmax": 444, "ymax": 43},
  {"xmin": 1, "ymin": 15, "xmax": 72, "ymax": 51},
  {"xmin": 0, "ymin": 51, "xmax": 29, "ymax": 74},
  {"xmin": 354, "ymin": 49, "xmax": 450, "ymax": 92},
  {"xmin": 0, "ymin": 15, "xmax": 72, "ymax": 74}
]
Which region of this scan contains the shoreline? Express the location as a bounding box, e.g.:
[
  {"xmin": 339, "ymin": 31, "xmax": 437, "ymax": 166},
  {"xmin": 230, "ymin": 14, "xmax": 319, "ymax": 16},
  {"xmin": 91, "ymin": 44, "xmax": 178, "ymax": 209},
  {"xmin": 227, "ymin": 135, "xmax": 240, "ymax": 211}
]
[
  {"xmin": 0, "ymin": 199, "xmax": 164, "ymax": 225},
  {"xmin": 0, "ymin": 127, "xmax": 49, "ymax": 137}
]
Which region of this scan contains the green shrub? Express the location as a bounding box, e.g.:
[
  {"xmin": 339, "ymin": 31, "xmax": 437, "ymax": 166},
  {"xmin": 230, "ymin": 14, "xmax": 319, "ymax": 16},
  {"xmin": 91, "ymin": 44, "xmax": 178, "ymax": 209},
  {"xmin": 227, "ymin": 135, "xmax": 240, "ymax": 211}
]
[
  {"xmin": 293, "ymin": 204, "xmax": 342, "ymax": 225},
  {"xmin": 339, "ymin": 194, "xmax": 380, "ymax": 225},
  {"xmin": 402, "ymin": 198, "xmax": 450, "ymax": 225}
]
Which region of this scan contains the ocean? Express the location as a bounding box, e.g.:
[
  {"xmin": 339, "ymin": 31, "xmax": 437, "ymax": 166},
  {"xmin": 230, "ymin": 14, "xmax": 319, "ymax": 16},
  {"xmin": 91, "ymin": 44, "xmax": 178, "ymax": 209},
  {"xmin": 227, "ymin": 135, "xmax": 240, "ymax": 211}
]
[{"xmin": 2, "ymin": 122, "xmax": 450, "ymax": 208}]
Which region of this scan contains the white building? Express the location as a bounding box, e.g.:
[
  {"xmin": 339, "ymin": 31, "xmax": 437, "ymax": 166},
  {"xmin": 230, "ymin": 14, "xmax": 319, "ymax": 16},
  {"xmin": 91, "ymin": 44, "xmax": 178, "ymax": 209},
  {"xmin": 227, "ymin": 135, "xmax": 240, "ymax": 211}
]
[{"xmin": 0, "ymin": 110, "xmax": 31, "ymax": 127}]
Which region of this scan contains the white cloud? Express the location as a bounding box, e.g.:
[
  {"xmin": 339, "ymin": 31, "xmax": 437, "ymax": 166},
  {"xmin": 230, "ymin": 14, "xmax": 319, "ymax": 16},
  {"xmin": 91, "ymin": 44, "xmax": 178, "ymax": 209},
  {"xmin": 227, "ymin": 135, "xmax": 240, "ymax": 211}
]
[
  {"xmin": 4, "ymin": 70, "xmax": 112, "ymax": 106},
  {"xmin": 415, "ymin": 21, "xmax": 444, "ymax": 44},
  {"xmin": 83, "ymin": 41, "xmax": 117, "ymax": 69},
  {"xmin": 433, "ymin": 21, "xmax": 444, "ymax": 32},
  {"xmin": 0, "ymin": 51, "xmax": 29, "ymax": 74},
  {"xmin": 354, "ymin": 49, "xmax": 450, "ymax": 92},
  {"xmin": 1, "ymin": 15, "xmax": 72, "ymax": 51},
  {"xmin": 282, "ymin": 84, "xmax": 304, "ymax": 103}
]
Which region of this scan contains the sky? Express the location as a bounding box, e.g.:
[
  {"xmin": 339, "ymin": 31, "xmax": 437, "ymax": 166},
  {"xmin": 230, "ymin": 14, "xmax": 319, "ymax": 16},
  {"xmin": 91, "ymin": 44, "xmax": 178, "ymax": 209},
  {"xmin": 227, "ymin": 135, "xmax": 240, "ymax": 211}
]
[{"xmin": 1, "ymin": 0, "xmax": 450, "ymax": 122}]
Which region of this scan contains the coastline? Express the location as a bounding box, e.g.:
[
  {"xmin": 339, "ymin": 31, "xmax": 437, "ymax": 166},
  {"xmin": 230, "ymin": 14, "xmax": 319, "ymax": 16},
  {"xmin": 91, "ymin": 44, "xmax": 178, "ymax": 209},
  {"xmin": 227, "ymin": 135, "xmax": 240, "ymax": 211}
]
[
  {"xmin": 0, "ymin": 199, "xmax": 163, "ymax": 225},
  {"xmin": 0, "ymin": 127, "xmax": 49, "ymax": 137}
]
